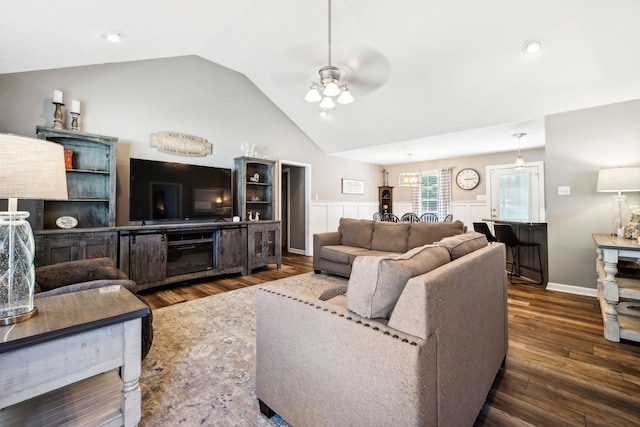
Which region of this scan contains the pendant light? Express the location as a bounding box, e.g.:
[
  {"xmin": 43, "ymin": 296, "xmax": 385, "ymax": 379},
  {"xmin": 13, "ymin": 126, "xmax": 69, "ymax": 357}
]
[
  {"xmin": 513, "ymin": 133, "xmax": 526, "ymax": 169},
  {"xmin": 399, "ymin": 154, "xmax": 421, "ymax": 186}
]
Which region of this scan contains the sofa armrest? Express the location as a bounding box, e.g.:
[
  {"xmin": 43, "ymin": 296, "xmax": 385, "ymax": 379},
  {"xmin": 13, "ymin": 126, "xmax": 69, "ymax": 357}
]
[
  {"xmin": 256, "ymin": 285, "xmax": 437, "ymax": 426},
  {"xmin": 36, "ymin": 257, "xmax": 127, "ymax": 292},
  {"xmin": 313, "ymin": 231, "xmax": 341, "ymax": 255},
  {"xmin": 35, "ymin": 279, "xmax": 138, "ymax": 298},
  {"xmin": 388, "ymin": 242, "xmax": 508, "ymax": 426}
]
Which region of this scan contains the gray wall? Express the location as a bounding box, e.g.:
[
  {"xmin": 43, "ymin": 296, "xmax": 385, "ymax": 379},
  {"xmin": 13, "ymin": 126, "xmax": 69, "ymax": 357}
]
[
  {"xmin": 545, "ymin": 99, "xmax": 640, "ymax": 289},
  {"xmin": 0, "ymin": 55, "xmax": 382, "ymax": 225}
]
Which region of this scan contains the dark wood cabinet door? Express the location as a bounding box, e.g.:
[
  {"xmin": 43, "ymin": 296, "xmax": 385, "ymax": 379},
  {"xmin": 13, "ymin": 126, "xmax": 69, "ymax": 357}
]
[
  {"xmin": 217, "ymin": 227, "xmax": 246, "ymax": 271},
  {"xmin": 128, "ymin": 233, "xmax": 166, "ymax": 284}
]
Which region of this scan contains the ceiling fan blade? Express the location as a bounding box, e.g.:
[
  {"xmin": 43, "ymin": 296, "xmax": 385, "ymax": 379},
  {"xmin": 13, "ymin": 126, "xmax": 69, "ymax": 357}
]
[{"xmin": 270, "ymin": 42, "xmax": 391, "ymax": 94}]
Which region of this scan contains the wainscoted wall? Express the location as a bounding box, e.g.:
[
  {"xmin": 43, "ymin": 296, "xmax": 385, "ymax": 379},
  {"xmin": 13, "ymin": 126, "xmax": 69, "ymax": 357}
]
[
  {"xmin": 451, "ymin": 201, "xmax": 489, "ymax": 230},
  {"xmin": 310, "ymin": 201, "xmax": 378, "ymax": 240},
  {"xmin": 308, "ymin": 200, "xmax": 489, "ymax": 254}
]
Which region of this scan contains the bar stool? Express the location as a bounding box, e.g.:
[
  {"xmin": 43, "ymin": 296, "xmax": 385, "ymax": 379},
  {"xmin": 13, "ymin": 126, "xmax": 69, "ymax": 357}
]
[
  {"xmin": 473, "ymin": 222, "xmax": 497, "ymax": 243},
  {"xmin": 494, "ymin": 224, "xmax": 544, "ymax": 285}
]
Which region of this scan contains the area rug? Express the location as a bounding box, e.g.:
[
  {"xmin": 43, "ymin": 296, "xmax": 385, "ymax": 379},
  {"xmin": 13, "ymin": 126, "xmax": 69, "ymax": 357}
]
[{"xmin": 139, "ymin": 272, "xmax": 347, "ymax": 426}]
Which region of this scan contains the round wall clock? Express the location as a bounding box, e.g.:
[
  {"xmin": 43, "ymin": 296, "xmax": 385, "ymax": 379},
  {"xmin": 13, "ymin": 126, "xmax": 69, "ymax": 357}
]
[{"xmin": 456, "ymin": 168, "xmax": 480, "ymax": 190}]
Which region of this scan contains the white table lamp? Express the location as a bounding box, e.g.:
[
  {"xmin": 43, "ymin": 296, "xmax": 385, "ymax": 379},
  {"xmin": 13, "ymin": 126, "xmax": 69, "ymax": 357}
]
[
  {"xmin": 596, "ymin": 167, "xmax": 640, "ymax": 236},
  {"xmin": 0, "ymin": 133, "xmax": 68, "ymax": 325}
]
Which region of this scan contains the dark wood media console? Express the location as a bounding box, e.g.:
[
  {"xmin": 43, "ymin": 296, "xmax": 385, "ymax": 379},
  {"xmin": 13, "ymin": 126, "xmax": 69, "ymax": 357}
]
[{"xmin": 35, "ymin": 220, "xmax": 281, "ymax": 292}]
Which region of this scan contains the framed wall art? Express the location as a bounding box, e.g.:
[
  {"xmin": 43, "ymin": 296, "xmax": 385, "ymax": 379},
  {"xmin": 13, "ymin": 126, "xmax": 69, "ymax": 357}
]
[{"xmin": 341, "ymin": 178, "xmax": 365, "ymax": 195}]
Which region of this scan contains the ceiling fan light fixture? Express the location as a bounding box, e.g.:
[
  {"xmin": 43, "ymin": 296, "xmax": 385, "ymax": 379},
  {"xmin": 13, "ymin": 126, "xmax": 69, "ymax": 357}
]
[
  {"xmin": 337, "ymin": 87, "xmax": 354, "ymax": 104},
  {"xmin": 323, "ymin": 81, "xmax": 341, "ymax": 97},
  {"xmin": 305, "ymin": 0, "xmax": 354, "ymax": 111},
  {"xmin": 319, "ymin": 96, "xmax": 336, "ymax": 109},
  {"xmin": 305, "ymin": 87, "xmax": 322, "ymax": 102}
]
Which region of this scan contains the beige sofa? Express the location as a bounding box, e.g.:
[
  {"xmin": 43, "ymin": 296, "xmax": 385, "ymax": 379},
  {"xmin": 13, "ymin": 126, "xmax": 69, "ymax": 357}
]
[
  {"xmin": 257, "ymin": 232, "xmax": 508, "ymax": 426},
  {"xmin": 313, "ymin": 217, "xmax": 466, "ymax": 277}
]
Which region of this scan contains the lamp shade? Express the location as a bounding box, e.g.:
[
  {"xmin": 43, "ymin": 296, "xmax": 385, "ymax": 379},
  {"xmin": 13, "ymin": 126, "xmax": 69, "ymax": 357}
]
[
  {"xmin": 398, "ymin": 171, "xmax": 421, "ymax": 187},
  {"xmin": 596, "ymin": 167, "xmax": 640, "ymax": 193},
  {"xmin": 0, "ymin": 134, "xmax": 68, "ymax": 201}
]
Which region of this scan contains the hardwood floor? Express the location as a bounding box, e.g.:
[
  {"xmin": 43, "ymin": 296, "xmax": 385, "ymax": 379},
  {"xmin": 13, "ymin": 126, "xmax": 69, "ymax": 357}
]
[
  {"xmin": 139, "ymin": 252, "xmax": 640, "ymax": 426},
  {"xmin": 139, "ymin": 252, "xmax": 312, "ymax": 310}
]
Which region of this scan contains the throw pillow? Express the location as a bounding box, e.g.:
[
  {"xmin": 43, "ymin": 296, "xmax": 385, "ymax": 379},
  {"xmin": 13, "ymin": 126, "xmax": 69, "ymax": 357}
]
[
  {"xmin": 338, "ymin": 218, "xmax": 375, "ymax": 249},
  {"xmin": 370, "ymin": 222, "xmax": 410, "ymax": 253},
  {"xmin": 347, "ymin": 245, "xmax": 451, "ymax": 319},
  {"xmin": 407, "ymin": 220, "xmax": 465, "ymax": 249},
  {"xmin": 435, "ymin": 231, "xmax": 488, "ymax": 260}
]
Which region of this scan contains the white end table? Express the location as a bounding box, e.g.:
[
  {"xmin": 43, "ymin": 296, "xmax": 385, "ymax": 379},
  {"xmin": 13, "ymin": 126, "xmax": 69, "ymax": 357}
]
[
  {"xmin": 0, "ymin": 286, "xmax": 148, "ymax": 426},
  {"xmin": 593, "ymin": 234, "xmax": 640, "ymax": 342}
]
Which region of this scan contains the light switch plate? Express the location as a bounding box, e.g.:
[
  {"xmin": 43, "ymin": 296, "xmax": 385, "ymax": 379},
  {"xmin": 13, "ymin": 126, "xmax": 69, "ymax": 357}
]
[{"xmin": 558, "ymin": 186, "xmax": 571, "ymax": 196}]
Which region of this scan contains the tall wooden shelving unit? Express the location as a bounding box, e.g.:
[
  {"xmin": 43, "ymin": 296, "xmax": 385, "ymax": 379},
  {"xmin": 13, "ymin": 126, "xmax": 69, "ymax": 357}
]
[
  {"xmin": 234, "ymin": 156, "xmax": 281, "ymax": 271},
  {"xmin": 33, "ymin": 127, "xmax": 118, "ymax": 266},
  {"xmin": 234, "ymin": 156, "xmax": 276, "ymax": 221}
]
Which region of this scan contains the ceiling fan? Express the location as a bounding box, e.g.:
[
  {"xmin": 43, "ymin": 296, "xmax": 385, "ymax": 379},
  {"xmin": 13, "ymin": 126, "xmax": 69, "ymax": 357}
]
[{"xmin": 269, "ymin": 0, "xmax": 390, "ymax": 101}]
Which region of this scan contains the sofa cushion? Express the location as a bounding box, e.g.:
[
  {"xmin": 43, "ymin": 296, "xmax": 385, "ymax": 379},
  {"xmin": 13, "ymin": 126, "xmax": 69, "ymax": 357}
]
[
  {"xmin": 370, "ymin": 222, "xmax": 410, "ymax": 253},
  {"xmin": 407, "ymin": 220, "xmax": 465, "ymax": 249},
  {"xmin": 338, "ymin": 218, "xmax": 375, "ymax": 249},
  {"xmin": 436, "ymin": 231, "xmax": 488, "ymax": 260},
  {"xmin": 320, "ymin": 245, "xmax": 401, "ymax": 270},
  {"xmin": 347, "ymin": 244, "xmax": 451, "ymax": 319},
  {"xmin": 320, "ymin": 245, "xmax": 365, "ymax": 264}
]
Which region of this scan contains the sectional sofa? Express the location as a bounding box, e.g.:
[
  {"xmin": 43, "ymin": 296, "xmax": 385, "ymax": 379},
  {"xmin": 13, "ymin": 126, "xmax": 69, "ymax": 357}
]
[
  {"xmin": 257, "ymin": 231, "xmax": 508, "ymax": 426},
  {"xmin": 313, "ymin": 217, "xmax": 466, "ymax": 277}
]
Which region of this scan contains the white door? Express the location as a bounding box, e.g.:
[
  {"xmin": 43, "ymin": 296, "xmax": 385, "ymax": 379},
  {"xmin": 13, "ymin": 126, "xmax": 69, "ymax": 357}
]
[{"xmin": 487, "ymin": 162, "xmax": 545, "ymax": 222}]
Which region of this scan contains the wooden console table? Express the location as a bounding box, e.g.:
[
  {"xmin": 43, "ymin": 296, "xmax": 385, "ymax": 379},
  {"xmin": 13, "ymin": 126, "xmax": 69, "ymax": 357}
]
[
  {"xmin": 0, "ymin": 286, "xmax": 149, "ymax": 426},
  {"xmin": 593, "ymin": 234, "xmax": 640, "ymax": 342}
]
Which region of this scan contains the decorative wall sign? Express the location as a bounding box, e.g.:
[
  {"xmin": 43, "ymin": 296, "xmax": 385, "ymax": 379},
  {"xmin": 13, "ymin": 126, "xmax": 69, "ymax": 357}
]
[
  {"xmin": 150, "ymin": 132, "xmax": 213, "ymax": 157},
  {"xmin": 240, "ymin": 142, "xmax": 273, "ymax": 160},
  {"xmin": 342, "ymin": 178, "xmax": 365, "ymax": 195}
]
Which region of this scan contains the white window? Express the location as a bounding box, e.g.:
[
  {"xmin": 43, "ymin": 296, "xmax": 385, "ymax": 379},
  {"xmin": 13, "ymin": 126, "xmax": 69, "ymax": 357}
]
[{"xmin": 414, "ymin": 168, "xmax": 452, "ymax": 219}]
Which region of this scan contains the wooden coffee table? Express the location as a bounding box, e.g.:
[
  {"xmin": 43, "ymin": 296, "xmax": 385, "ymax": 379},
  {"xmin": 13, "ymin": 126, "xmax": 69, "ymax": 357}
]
[{"xmin": 0, "ymin": 286, "xmax": 149, "ymax": 426}]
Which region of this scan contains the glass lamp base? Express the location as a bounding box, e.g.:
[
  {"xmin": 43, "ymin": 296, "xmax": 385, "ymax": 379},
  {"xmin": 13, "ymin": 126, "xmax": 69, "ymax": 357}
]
[
  {"xmin": 612, "ymin": 195, "xmax": 629, "ymax": 237},
  {"xmin": 0, "ymin": 306, "xmax": 38, "ymax": 326},
  {"xmin": 0, "ymin": 211, "xmax": 37, "ymax": 324}
]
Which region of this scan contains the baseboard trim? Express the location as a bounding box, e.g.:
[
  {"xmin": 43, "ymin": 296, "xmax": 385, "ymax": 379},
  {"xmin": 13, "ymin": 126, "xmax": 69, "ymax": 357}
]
[
  {"xmin": 287, "ymin": 248, "xmax": 306, "ymax": 256},
  {"xmin": 546, "ymin": 282, "xmax": 597, "ymax": 298}
]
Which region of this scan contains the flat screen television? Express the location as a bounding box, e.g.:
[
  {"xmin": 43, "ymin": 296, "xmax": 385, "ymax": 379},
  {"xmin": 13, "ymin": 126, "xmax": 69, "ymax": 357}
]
[{"xmin": 129, "ymin": 158, "xmax": 233, "ymax": 222}]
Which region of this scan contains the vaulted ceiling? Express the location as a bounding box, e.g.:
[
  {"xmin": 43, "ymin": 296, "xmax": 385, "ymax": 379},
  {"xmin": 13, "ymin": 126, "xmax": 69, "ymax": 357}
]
[{"xmin": 3, "ymin": 0, "xmax": 640, "ymax": 164}]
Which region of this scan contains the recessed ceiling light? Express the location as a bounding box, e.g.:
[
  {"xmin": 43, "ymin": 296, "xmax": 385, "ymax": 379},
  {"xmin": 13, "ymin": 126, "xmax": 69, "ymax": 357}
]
[
  {"xmin": 523, "ymin": 40, "xmax": 543, "ymax": 54},
  {"xmin": 104, "ymin": 32, "xmax": 122, "ymax": 43}
]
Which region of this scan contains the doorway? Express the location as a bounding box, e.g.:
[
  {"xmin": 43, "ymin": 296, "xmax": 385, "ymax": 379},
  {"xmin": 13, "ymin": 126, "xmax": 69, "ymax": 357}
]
[
  {"xmin": 486, "ymin": 161, "xmax": 545, "ymax": 222},
  {"xmin": 278, "ymin": 160, "xmax": 311, "ymax": 256}
]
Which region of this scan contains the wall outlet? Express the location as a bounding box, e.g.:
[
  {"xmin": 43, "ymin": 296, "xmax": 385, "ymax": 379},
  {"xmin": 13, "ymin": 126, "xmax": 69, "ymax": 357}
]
[{"xmin": 558, "ymin": 186, "xmax": 571, "ymax": 196}]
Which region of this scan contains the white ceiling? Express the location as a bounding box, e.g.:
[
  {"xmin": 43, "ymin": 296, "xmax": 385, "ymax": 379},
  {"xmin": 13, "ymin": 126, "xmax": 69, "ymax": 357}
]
[{"xmin": 3, "ymin": 0, "xmax": 640, "ymax": 165}]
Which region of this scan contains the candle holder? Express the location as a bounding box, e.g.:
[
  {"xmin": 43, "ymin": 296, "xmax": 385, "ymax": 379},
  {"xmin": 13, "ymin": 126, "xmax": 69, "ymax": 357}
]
[
  {"xmin": 52, "ymin": 102, "xmax": 65, "ymax": 130},
  {"xmin": 71, "ymin": 112, "xmax": 80, "ymax": 132}
]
